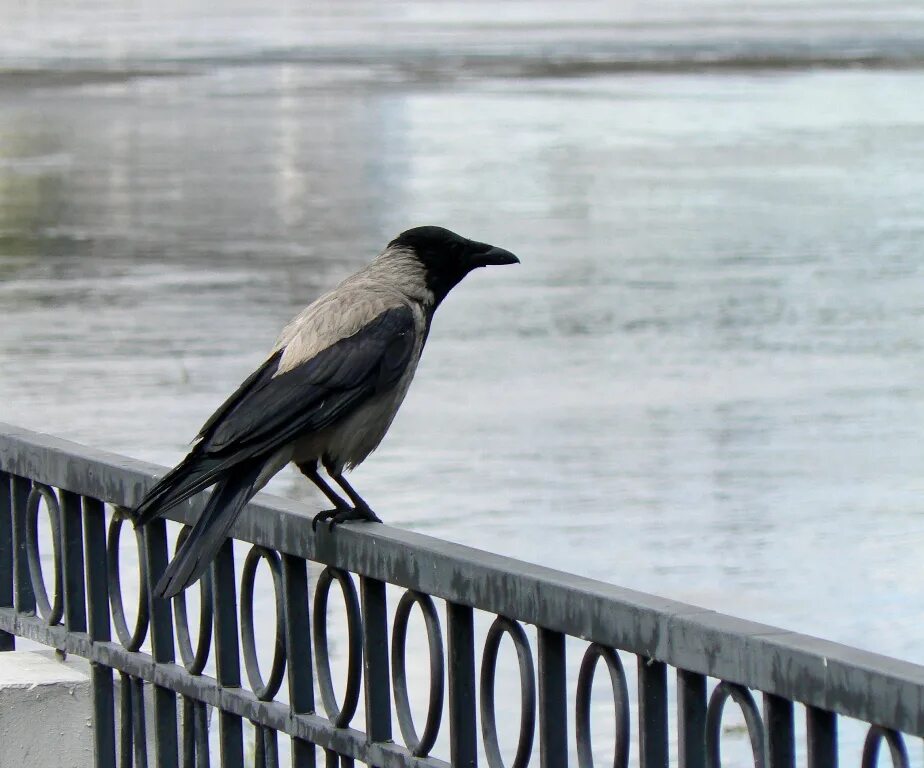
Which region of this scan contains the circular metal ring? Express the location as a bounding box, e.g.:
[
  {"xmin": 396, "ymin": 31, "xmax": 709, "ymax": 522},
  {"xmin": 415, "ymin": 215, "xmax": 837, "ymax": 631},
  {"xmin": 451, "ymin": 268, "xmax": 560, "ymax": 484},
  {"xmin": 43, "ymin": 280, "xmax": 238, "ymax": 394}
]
[
  {"xmin": 575, "ymin": 643, "xmax": 630, "ymax": 768},
  {"xmin": 862, "ymin": 726, "xmax": 910, "ymax": 768},
  {"xmin": 240, "ymin": 546, "xmax": 287, "ymax": 700},
  {"xmin": 25, "ymin": 484, "xmax": 63, "ymax": 625},
  {"xmin": 107, "ymin": 511, "xmax": 150, "ymax": 651},
  {"xmin": 480, "ymin": 616, "xmax": 536, "ymax": 768},
  {"xmin": 312, "ymin": 567, "xmax": 362, "ymax": 727},
  {"xmin": 172, "ymin": 526, "xmax": 214, "ymax": 675},
  {"xmin": 705, "ymin": 681, "xmax": 766, "ymax": 768},
  {"xmin": 390, "ymin": 590, "xmax": 444, "ymax": 756}
]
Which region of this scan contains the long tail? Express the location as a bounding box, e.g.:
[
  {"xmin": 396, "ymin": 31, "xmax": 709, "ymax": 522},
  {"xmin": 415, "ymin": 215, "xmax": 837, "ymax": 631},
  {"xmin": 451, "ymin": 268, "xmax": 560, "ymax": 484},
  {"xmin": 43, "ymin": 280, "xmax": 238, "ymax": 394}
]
[
  {"xmin": 154, "ymin": 460, "xmax": 264, "ymax": 599},
  {"xmin": 133, "ymin": 451, "xmax": 229, "ymax": 528}
]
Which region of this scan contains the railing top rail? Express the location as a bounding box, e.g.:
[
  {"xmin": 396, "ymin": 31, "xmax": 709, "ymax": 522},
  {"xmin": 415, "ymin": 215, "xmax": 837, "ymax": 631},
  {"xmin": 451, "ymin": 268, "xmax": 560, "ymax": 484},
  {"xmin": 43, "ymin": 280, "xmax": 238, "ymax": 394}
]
[{"xmin": 2, "ymin": 421, "xmax": 923, "ymax": 737}]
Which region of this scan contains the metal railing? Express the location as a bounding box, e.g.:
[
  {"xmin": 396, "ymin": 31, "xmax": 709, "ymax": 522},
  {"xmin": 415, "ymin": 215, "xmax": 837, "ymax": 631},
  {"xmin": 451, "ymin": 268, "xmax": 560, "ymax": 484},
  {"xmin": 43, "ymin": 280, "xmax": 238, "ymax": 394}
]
[{"xmin": 0, "ymin": 421, "xmax": 920, "ymax": 767}]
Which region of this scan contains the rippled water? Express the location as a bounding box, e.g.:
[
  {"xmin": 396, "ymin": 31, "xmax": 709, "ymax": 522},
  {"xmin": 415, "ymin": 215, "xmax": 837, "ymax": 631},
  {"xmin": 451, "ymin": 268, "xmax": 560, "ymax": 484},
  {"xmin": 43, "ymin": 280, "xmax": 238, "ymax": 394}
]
[{"xmin": 1, "ymin": 1, "xmax": 924, "ymax": 764}]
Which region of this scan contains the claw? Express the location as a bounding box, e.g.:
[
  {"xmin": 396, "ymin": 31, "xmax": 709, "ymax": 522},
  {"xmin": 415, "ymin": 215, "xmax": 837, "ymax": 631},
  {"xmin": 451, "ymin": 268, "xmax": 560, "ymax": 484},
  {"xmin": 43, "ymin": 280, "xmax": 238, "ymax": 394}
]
[
  {"xmin": 312, "ymin": 508, "xmax": 339, "ymax": 532},
  {"xmin": 353, "ymin": 502, "xmax": 382, "ymax": 524},
  {"xmin": 312, "ymin": 503, "xmax": 383, "ymax": 532},
  {"xmin": 325, "ymin": 506, "xmax": 384, "ymax": 531}
]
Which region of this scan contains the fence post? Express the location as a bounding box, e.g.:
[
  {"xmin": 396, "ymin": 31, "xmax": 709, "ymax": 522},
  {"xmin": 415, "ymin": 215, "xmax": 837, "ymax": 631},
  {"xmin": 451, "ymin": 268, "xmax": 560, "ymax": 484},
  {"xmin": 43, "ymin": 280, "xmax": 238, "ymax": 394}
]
[
  {"xmin": 639, "ymin": 658, "xmax": 669, "ymax": 768},
  {"xmin": 213, "ymin": 539, "xmax": 244, "ymax": 768},
  {"xmin": 0, "ymin": 472, "xmax": 14, "ymax": 651},
  {"xmin": 84, "ymin": 497, "xmax": 116, "ymax": 768},
  {"xmin": 447, "ymin": 602, "xmax": 478, "ymax": 768}
]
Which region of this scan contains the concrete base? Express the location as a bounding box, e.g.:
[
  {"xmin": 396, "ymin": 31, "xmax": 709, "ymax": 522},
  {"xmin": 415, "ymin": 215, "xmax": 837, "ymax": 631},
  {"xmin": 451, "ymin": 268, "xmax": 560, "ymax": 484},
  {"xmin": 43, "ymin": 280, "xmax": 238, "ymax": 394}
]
[
  {"xmin": 0, "ymin": 650, "xmax": 93, "ymax": 768},
  {"xmin": 0, "ymin": 650, "xmax": 198, "ymax": 766}
]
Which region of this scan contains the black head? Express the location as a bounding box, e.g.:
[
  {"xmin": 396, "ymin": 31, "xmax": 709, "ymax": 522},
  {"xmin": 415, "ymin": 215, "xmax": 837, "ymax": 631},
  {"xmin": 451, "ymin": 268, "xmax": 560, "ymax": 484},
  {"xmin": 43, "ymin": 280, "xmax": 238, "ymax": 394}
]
[{"xmin": 388, "ymin": 225, "xmax": 519, "ymax": 306}]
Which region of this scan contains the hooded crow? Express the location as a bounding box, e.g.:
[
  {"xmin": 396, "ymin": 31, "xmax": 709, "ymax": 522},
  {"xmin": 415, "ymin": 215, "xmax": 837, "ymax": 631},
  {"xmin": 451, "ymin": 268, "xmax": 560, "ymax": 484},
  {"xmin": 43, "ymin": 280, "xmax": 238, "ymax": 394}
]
[{"xmin": 132, "ymin": 225, "xmax": 518, "ymax": 598}]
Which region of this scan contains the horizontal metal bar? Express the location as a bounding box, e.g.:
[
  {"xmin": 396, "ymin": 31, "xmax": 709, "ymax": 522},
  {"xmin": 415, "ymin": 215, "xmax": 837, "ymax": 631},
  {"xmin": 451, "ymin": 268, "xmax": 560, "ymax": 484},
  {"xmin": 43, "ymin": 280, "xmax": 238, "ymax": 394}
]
[
  {"xmin": 3, "ymin": 423, "xmax": 924, "ymax": 737},
  {"xmin": 0, "ymin": 607, "xmax": 447, "ymax": 768}
]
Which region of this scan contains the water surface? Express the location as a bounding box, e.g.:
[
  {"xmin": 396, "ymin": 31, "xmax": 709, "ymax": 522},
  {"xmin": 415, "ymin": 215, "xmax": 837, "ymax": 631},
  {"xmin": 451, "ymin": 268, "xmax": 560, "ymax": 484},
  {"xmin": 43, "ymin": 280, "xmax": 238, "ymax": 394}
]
[{"xmin": 1, "ymin": 2, "xmax": 923, "ymax": 764}]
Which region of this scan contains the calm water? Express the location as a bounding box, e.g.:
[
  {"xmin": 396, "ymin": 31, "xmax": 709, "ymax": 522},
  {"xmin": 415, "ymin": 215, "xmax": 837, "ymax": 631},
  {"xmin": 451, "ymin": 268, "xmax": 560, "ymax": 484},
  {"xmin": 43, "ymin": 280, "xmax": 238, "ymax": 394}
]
[{"xmin": 2, "ymin": 1, "xmax": 924, "ymax": 764}]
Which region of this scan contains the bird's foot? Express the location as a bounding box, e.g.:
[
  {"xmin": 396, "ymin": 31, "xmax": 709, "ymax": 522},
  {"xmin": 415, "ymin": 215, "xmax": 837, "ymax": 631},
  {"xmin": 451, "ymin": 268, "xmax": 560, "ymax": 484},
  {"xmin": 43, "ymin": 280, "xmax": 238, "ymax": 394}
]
[
  {"xmin": 312, "ymin": 505, "xmax": 382, "ymax": 532},
  {"xmin": 352, "ymin": 500, "xmax": 382, "ymax": 524},
  {"xmin": 312, "ymin": 508, "xmax": 340, "ymax": 532}
]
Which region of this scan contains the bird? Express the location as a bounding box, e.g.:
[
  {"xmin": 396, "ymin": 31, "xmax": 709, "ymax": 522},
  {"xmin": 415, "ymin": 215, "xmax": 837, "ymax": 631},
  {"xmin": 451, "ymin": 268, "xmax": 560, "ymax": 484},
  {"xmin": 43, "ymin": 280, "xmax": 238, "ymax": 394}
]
[{"xmin": 132, "ymin": 225, "xmax": 519, "ymax": 598}]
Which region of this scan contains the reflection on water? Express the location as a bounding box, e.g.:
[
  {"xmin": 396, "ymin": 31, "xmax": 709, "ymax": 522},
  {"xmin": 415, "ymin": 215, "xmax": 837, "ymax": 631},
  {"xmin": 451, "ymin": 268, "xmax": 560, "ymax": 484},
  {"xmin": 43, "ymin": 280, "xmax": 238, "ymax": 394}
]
[{"xmin": 1, "ymin": 1, "xmax": 924, "ymax": 765}]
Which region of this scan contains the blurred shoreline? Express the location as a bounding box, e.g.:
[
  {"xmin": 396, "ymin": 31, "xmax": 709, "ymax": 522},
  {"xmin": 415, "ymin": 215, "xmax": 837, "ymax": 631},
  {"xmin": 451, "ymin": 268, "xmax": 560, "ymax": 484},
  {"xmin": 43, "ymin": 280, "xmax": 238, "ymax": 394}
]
[
  {"xmin": 5, "ymin": 46, "xmax": 924, "ymax": 94},
  {"xmin": 4, "ymin": 0, "xmax": 924, "ymax": 90}
]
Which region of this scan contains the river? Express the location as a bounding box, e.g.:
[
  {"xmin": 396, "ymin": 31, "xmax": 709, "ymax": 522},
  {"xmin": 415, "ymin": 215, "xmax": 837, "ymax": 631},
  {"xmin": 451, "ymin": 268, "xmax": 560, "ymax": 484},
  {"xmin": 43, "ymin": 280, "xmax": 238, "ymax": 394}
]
[{"xmin": 1, "ymin": 1, "xmax": 923, "ymax": 764}]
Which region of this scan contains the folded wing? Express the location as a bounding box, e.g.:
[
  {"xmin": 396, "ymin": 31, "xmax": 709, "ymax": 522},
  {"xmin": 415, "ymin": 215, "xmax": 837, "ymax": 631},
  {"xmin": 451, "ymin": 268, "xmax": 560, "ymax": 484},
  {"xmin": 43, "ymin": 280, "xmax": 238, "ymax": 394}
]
[{"xmin": 132, "ymin": 305, "xmax": 416, "ymax": 527}]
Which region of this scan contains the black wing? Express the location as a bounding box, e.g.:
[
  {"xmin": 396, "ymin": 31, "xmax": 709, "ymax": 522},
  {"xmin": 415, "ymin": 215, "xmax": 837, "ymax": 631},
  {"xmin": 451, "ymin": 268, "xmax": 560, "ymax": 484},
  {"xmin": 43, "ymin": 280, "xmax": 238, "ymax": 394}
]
[{"xmin": 133, "ymin": 305, "xmax": 416, "ymax": 524}]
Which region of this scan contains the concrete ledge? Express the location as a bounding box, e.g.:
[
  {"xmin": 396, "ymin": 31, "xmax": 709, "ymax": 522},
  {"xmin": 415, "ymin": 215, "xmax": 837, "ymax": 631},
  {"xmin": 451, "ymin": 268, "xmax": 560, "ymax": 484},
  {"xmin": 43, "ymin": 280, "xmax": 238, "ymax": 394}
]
[{"xmin": 0, "ymin": 650, "xmax": 93, "ymax": 767}]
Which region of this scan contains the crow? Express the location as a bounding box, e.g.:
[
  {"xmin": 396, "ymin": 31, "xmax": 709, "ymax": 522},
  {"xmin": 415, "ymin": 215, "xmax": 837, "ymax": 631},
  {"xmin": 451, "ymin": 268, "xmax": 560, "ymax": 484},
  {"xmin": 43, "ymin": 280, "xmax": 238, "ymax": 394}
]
[{"xmin": 132, "ymin": 226, "xmax": 518, "ymax": 597}]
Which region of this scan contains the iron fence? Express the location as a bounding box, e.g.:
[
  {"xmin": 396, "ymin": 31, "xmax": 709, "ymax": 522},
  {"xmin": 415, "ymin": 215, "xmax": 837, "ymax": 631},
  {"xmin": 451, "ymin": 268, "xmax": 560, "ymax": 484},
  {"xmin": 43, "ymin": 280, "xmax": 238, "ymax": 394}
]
[{"xmin": 0, "ymin": 421, "xmax": 921, "ymax": 767}]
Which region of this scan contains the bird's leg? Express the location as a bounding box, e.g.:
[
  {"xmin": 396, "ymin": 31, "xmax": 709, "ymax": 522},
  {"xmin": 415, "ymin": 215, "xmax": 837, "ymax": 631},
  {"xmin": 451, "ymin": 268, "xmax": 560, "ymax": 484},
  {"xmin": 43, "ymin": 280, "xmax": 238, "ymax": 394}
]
[
  {"xmin": 321, "ymin": 459, "xmax": 382, "ymax": 527},
  {"xmin": 332, "ymin": 473, "xmax": 382, "ymax": 523},
  {"xmin": 297, "ymin": 462, "xmax": 351, "ymax": 531}
]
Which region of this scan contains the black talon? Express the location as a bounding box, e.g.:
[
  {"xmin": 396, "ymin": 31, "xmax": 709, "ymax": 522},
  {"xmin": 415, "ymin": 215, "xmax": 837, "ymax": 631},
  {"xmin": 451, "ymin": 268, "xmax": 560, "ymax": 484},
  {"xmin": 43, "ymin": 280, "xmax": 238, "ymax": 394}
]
[
  {"xmin": 312, "ymin": 505, "xmax": 383, "ymax": 533},
  {"xmin": 312, "ymin": 508, "xmax": 340, "ymax": 531},
  {"xmin": 354, "ymin": 502, "xmax": 382, "ymax": 523},
  {"xmin": 324, "ymin": 506, "xmax": 384, "ymax": 531},
  {"xmin": 303, "ymin": 461, "xmax": 382, "ymax": 532}
]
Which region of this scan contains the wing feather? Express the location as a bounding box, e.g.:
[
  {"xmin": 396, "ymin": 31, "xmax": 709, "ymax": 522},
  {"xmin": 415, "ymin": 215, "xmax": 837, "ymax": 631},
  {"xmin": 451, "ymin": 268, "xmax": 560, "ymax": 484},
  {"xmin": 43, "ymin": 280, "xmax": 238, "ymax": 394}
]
[{"xmin": 132, "ymin": 305, "xmax": 416, "ymax": 524}]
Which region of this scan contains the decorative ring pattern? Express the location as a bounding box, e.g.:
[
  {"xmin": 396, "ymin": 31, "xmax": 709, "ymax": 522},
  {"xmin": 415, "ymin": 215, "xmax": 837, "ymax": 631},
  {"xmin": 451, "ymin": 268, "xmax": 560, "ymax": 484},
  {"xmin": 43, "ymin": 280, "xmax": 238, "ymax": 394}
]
[
  {"xmin": 575, "ymin": 643, "xmax": 630, "ymax": 768},
  {"xmin": 240, "ymin": 546, "xmax": 287, "ymax": 701},
  {"xmin": 312, "ymin": 567, "xmax": 362, "ymax": 727},
  {"xmin": 25, "ymin": 484, "xmax": 63, "ymax": 625},
  {"xmin": 390, "ymin": 590, "xmax": 444, "ymax": 756},
  {"xmin": 480, "ymin": 616, "xmax": 536, "ymax": 768},
  {"xmin": 107, "ymin": 510, "xmax": 150, "ymax": 651},
  {"xmin": 171, "ymin": 526, "xmax": 213, "ymax": 675},
  {"xmin": 862, "ymin": 726, "xmax": 910, "ymax": 768},
  {"xmin": 705, "ymin": 681, "xmax": 766, "ymax": 768}
]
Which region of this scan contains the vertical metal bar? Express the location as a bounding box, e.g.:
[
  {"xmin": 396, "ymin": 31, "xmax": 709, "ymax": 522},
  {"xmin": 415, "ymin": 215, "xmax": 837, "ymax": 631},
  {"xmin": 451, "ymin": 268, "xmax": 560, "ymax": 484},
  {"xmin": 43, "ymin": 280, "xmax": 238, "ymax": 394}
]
[
  {"xmin": 88, "ymin": 659, "xmax": 116, "ymax": 745},
  {"xmin": 447, "ymin": 601, "xmax": 478, "ymax": 768},
  {"xmin": 144, "ymin": 517, "xmax": 179, "ymax": 767},
  {"xmin": 255, "ymin": 725, "xmax": 267, "ymax": 768},
  {"xmin": 677, "ymin": 669, "xmax": 706, "ymax": 768},
  {"xmin": 806, "ymin": 706, "xmax": 838, "ymax": 768},
  {"xmin": 120, "ymin": 672, "xmax": 133, "ymax": 768},
  {"xmin": 132, "ymin": 676, "xmax": 150, "ymax": 768},
  {"xmin": 264, "ymin": 727, "xmax": 279, "ymax": 768},
  {"xmin": 0, "ymin": 471, "xmax": 15, "ymax": 650},
  {"xmin": 183, "ymin": 698, "xmax": 195, "ymax": 768},
  {"xmin": 83, "ymin": 498, "xmax": 111, "ymax": 640},
  {"xmin": 11, "ymin": 475, "xmax": 34, "ymax": 613},
  {"xmin": 84, "ymin": 497, "xmax": 117, "ymax": 768},
  {"xmin": 282, "ymin": 554, "xmax": 316, "ymax": 768},
  {"xmin": 292, "ymin": 738, "xmax": 316, "ymax": 767},
  {"xmin": 213, "ymin": 539, "xmax": 244, "ymax": 768},
  {"xmin": 538, "ymin": 628, "xmax": 568, "ymax": 767},
  {"xmin": 194, "ymin": 702, "xmax": 210, "ymax": 768},
  {"xmin": 360, "ymin": 577, "xmax": 392, "ymax": 750},
  {"xmin": 61, "ymin": 490, "xmax": 87, "ymax": 632},
  {"xmin": 638, "ymin": 657, "xmax": 669, "ymax": 768},
  {"xmin": 764, "ymin": 694, "xmax": 795, "ymax": 768}
]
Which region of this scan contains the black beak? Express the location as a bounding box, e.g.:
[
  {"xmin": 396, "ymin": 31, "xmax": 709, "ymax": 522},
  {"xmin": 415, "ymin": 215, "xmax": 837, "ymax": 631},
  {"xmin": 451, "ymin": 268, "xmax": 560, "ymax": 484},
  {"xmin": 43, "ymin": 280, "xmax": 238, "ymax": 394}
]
[{"xmin": 470, "ymin": 245, "xmax": 520, "ymax": 268}]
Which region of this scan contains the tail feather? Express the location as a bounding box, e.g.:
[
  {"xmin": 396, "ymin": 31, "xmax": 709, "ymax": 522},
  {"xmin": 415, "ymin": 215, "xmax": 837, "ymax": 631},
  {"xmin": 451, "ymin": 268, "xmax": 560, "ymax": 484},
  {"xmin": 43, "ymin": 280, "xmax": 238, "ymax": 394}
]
[
  {"xmin": 133, "ymin": 453, "xmax": 228, "ymax": 528},
  {"xmin": 154, "ymin": 460, "xmax": 264, "ymax": 599}
]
